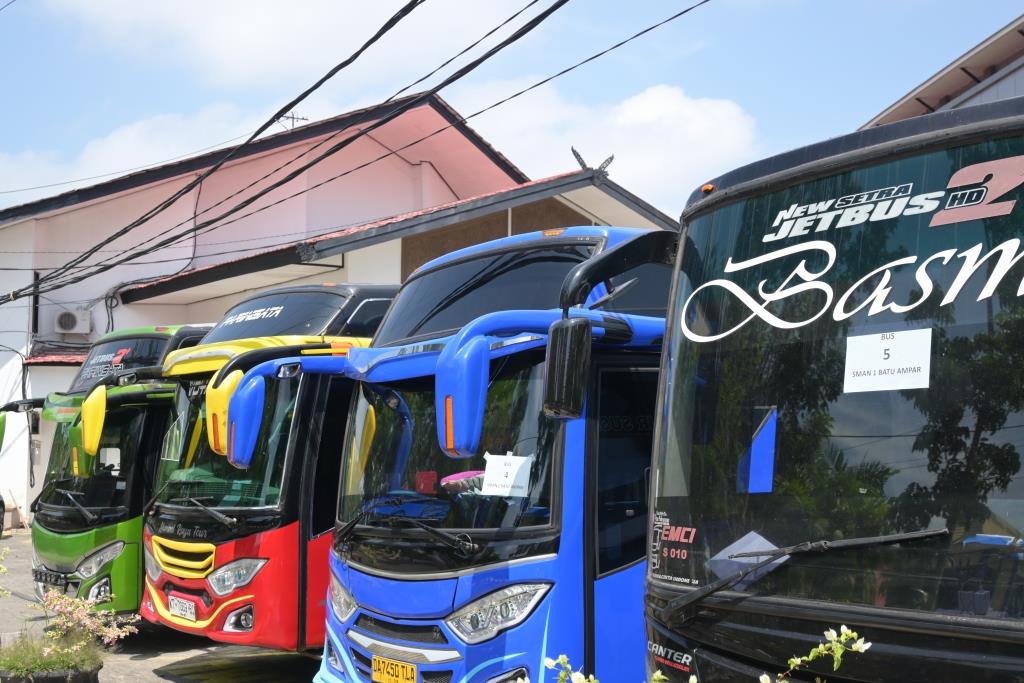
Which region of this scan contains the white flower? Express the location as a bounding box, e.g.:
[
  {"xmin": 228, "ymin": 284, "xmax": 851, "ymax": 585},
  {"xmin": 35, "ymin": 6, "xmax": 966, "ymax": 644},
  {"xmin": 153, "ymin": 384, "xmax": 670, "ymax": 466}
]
[
  {"xmin": 759, "ymin": 674, "xmax": 772, "ymax": 683},
  {"xmin": 824, "ymin": 628, "xmax": 837, "ymax": 642},
  {"xmin": 850, "ymin": 638, "xmax": 872, "ymax": 653},
  {"xmin": 840, "ymin": 624, "xmax": 851, "ymax": 636},
  {"xmin": 544, "ymin": 658, "xmax": 556, "ymax": 670},
  {"xmin": 570, "ymin": 672, "xmax": 586, "ymax": 683},
  {"xmin": 688, "ymin": 677, "xmax": 698, "ymax": 683}
]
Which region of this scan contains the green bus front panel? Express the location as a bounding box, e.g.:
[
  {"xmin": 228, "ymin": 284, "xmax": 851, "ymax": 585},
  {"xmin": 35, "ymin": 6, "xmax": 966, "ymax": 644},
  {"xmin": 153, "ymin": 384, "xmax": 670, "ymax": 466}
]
[{"xmin": 31, "ymin": 516, "xmax": 143, "ymax": 613}]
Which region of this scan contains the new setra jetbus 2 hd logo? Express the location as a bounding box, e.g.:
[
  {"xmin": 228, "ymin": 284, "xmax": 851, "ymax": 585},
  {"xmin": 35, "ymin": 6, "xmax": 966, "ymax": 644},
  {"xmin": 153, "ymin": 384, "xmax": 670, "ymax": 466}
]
[{"xmin": 681, "ymin": 154, "xmax": 1024, "ymax": 343}]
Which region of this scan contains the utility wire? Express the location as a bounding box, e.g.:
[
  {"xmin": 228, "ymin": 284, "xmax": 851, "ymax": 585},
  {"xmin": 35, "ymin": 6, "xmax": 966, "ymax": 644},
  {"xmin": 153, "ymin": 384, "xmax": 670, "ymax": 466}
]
[
  {"xmin": 27, "ymin": 0, "xmax": 428, "ymax": 293},
  {"xmin": 37, "ymin": 0, "xmax": 553, "ymax": 289},
  {"xmin": 26, "ymin": 0, "xmax": 573, "ymax": 297},
  {"xmin": 0, "ymin": 0, "xmax": 19, "ymax": 14}
]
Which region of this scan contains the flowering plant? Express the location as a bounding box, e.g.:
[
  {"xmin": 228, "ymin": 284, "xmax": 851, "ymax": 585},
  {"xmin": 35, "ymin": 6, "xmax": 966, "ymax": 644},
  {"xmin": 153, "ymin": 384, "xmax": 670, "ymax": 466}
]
[
  {"xmin": 514, "ymin": 625, "xmax": 870, "ymax": 683},
  {"xmin": 760, "ymin": 624, "xmax": 871, "ymax": 683},
  {"xmin": 41, "ymin": 589, "xmax": 140, "ymax": 651},
  {"xmin": 0, "ymin": 588, "xmax": 139, "ymax": 676}
]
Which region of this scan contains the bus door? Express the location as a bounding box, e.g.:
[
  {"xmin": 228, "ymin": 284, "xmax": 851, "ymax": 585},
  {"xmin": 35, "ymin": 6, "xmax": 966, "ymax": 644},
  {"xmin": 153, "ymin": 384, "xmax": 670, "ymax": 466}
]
[
  {"xmin": 300, "ymin": 376, "xmax": 354, "ymax": 649},
  {"xmin": 587, "ymin": 362, "xmax": 659, "ymax": 680}
]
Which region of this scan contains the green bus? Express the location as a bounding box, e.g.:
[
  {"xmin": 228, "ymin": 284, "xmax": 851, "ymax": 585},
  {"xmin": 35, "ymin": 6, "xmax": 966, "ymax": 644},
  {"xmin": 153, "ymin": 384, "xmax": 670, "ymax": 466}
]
[{"xmin": 25, "ymin": 325, "xmax": 209, "ymax": 612}]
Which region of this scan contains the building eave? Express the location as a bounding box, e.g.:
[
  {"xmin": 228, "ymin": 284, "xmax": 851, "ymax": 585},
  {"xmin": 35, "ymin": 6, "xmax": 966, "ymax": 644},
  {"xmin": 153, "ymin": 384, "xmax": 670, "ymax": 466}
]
[{"xmin": 862, "ymin": 14, "xmax": 1024, "ymax": 129}]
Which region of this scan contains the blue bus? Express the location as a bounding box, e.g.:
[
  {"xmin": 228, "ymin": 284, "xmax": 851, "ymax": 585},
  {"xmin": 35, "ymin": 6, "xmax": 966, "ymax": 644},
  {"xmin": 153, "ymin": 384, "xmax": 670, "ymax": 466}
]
[{"xmin": 222, "ymin": 227, "xmax": 670, "ymax": 683}]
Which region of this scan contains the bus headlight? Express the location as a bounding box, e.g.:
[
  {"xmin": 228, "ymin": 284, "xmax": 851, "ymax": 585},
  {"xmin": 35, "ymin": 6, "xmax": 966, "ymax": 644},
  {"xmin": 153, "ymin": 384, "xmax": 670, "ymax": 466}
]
[
  {"xmin": 329, "ymin": 574, "xmax": 357, "ymax": 623},
  {"xmin": 76, "ymin": 542, "xmax": 125, "ymax": 579},
  {"xmin": 445, "ymin": 583, "xmax": 550, "ymax": 644},
  {"xmin": 143, "ymin": 546, "xmax": 161, "ymax": 583},
  {"xmin": 207, "ymin": 559, "xmax": 267, "ymax": 597}
]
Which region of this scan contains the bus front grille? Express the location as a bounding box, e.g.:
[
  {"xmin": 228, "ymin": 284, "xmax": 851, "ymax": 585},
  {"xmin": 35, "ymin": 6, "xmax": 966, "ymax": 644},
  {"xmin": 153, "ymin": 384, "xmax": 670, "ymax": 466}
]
[{"xmin": 150, "ymin": 536, "xmax": 216, "ymax": 579}]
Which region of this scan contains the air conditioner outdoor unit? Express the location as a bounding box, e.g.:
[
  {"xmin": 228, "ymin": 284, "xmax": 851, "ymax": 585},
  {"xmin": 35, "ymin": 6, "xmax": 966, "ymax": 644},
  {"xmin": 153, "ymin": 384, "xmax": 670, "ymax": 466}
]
[{"xmin": 55, "ymin": 308, "xmax": 91, "ymax": 335}]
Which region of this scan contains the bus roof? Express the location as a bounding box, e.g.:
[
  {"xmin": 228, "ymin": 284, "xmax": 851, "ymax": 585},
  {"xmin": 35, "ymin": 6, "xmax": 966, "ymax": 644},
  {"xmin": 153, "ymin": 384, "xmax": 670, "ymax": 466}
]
[
  {"xmin": 94, "ymin": 325, "xmax": 189, "ymax": 342},
  {"xmin": 684, "ymin": 95, "xmax": 1024, "ymax": 220},
  {"xmin": 228, "ymin": 282, "xmax": 398, "ymax": 308}
]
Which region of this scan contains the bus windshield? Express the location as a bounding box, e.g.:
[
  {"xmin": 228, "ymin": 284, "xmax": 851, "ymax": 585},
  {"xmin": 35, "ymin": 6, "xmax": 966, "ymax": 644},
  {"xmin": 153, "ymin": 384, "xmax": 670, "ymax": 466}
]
[
  {"xmin": 37, "ymin": 408, "xmax": 145, "ymax": 519},
  {"xmin": 338, "ymin": 352, "xmax": 557, "ymax": 533},
  {"xmin": 153, "ymin": 377, "xmax": 298, "ymax": 509},
  {"xmin": 373, "ymin": 242, "xmax": 594, "ymax": 346},
  {"xmin": 653, "ymin": 137, "xmax": 1024, "ymax": 621}
]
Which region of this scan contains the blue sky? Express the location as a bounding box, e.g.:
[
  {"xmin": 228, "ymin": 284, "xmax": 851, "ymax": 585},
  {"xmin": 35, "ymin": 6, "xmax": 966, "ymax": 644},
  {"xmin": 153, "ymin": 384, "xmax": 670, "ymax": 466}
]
[{"xmin": 0, "ymin": 1, "xmax": 1020, "ymax": 215}]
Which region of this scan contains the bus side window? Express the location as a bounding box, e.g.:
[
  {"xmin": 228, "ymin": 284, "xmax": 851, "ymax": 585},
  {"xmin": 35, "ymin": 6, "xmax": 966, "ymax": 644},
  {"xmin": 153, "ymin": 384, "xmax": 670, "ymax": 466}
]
[
  {"xmin": 309, "ymin": 378, "xmax": 355, "ymax": 537},
  {"xmin": 595, "ymin": 367, "xmax": 659, "ymax": 575}
]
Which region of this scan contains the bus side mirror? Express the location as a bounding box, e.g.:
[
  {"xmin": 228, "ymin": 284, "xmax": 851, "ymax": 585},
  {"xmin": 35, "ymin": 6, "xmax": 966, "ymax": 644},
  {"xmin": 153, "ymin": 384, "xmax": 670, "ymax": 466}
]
[
  {"xmin": 435, "ymin": 336, "xmax": 489, "ymax": 458},
  {"xmin": 206, "ymin": 369, "xmax": 244, "ymax": 456},
  {"xmin": 225, "ymin": 374, "xmax": 266, "ymax": 469},
  {"xmin": 543, "ymin": 318, "xmax": 592, "ymax": 419},
  {"xmin": 81, "ymin": 385, "xmax": 107, "ymax": 456}
]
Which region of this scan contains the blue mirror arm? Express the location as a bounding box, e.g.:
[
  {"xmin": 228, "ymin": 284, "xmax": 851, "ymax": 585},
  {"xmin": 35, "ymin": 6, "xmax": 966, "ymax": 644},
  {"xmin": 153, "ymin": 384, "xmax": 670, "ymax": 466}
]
[
  {"xmin": 210, "ymin": 342, "xmax": 340, "ymax": 389},
  {"xmin": 239, "ymin": 355, "xmax": 357, "ymax": 382}
]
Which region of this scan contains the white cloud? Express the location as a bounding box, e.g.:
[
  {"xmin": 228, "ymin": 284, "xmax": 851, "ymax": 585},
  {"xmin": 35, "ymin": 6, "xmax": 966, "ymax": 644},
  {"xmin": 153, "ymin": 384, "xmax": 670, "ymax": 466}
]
[
  {"xmin": 42, "ymin": 0, "xmax": 525, "ymax": 94},
  {"xmin": 449, "ymin": 81, "xmax": 759, "ymax": 215},
  {"xmin": 0, "ymin": 103, "xmax": 260, "ymax": 209}
]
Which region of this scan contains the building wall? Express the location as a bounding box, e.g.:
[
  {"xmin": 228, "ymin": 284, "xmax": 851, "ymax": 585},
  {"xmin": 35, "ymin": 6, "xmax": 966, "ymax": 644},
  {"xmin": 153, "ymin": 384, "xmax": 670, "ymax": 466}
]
[
  {"xmin": 401, "ymin": 212, "xmax": 507, "ymax": 280},
  {"xmin": 399, "ymin": 199, "xmax": 592, "ymax": 279}
]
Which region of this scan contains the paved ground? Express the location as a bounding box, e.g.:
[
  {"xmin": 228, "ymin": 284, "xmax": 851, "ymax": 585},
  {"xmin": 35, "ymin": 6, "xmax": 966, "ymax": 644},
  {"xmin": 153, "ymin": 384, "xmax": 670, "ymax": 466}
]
[{"xmin": 0, "ymin": 529, "xmax": 321, "ymax": 682}]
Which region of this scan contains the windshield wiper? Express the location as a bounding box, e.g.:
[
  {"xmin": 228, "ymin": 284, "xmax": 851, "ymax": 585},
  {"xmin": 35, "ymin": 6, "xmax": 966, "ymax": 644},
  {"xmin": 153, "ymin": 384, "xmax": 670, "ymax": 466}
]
[
  {"xmin": 335, "ymin": 499, "xmax": 479, "ymax": 558},
  {"xmin": 54, "ymin": 489, "xmax": 98, "ymax": 523},
  {"xmin": 656, "ymin": 527, "xmax": 949, "ymax": 624},
  {"xmin": 334, "ymin": 497, "xmax": 403, "ymax": 545},
  {"xmin": 390, "ymin": 517, "xmax": 479, "ymax": 559},
  {"xmin": 145, "ymin": 479, "xmax": 175, "ymax": 513},
  {"xmin": 169, "ymin": 497, "xmax": 238, "ymax": 528},
  {"xmin": 30, "ymin": 476, "xmax": 75, "ymax": 512}
]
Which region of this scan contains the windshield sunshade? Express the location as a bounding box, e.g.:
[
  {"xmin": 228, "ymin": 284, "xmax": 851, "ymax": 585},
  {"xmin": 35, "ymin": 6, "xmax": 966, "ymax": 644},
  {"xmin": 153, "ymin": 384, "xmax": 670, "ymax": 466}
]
[
  {"xmin": 69, "ymin": 338, "xmax": 167, "ymax": 393},
  {"xmin": 202, "ymin": 291, "xmax": 347, "ymax": 344}
]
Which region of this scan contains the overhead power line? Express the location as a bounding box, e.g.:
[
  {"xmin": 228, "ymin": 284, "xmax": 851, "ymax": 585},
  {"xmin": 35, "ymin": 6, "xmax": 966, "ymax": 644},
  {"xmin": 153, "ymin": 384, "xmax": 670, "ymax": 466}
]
[
  {"xmin": 27, "ymin": 0, "xmax": 429, "ymax": 293},
  {"xmin": 24, "ymin": 0, "xmax": 573, "ymax": 298}
]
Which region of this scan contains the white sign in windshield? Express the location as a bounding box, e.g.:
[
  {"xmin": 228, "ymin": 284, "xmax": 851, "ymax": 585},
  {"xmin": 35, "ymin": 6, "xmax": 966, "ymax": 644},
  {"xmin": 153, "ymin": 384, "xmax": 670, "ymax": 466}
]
[
  {"xmin": 843, "ymin": 329, "xmax": 932, "ymax": 393},
  {"xmin": 481, "ymin": 451, "xmax": 533, "ymax": 497}
]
